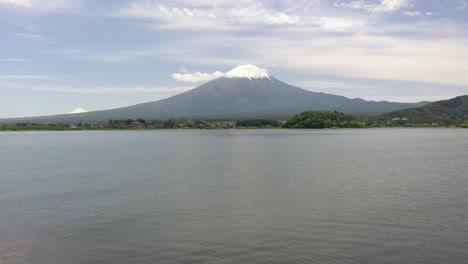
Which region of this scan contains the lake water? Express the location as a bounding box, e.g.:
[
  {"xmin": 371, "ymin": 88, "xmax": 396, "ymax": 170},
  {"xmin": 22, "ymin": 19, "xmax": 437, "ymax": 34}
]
[{"xmin": 1, "ymin": 129, "xmax": 468, "ymax": 264}]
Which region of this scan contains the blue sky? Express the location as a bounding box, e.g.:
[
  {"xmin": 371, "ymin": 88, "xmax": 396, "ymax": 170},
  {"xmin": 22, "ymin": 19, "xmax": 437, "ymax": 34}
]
[{"xmin": 1, "ymin": 0, "xmax": 467, "ymax": 118}]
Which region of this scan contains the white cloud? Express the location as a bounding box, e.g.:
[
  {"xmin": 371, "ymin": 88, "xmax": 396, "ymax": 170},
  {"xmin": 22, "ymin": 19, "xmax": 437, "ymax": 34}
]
[
  {"xmin": 172, "ymin": 70, "xmax": 225, "ymax": 82},
  {"xmin": 263, "ymin": 36, "xmax": 468, "ymax": 86},
  {"xmin": 0, "ymin": 0, "xmax": 80, "ymax": 15},
  {"xmin": 113, "ymin": 1, "xmax": 381, "ymax": 33},
  {"xmin": 403, "ymin": 11, "xmax": 422, "ymax": 17},
  {"xmin": 454, "ymin": 1, "xmax": 467, "ymax": 10},
  {"xmin": 402, "ymin": 10, "xmax": 433, "ymax": 17},
  {"xmin": 372, "ymin": 0, "xmax": 412, "ymax": 14},
  {"xmin": 335, "ymin": 0, "xmax": 412, "ymax": 14},
  {"xmin": 333, "ymin": 1, "xmax": 375, "ymax": 12},
  {"xmin": 0, "ymin": 57, "xmax": 29, "ymax": 62},
  {"xmin": 319, "ymin": 16, "xmax": 368, "ymax": 32},
  {"xmin": 115, "ymin": 1, "xmax": 302, "ymax": 31},
  {"xmin": 0, "ymin": 75, "xmax": 50, "ymax": 80},
  {"xmin": 0, "ymin": 0, "xmax": 31, "ymax": 7},
  {"xmin": 155, "ymin": 29, "xmax": 468, "ymax": 87},
  {"xmin": 15, "ymin": 32, "xmax": 48, "ymax": 41},
  {"xmin": 115, "ymin": 0, "xmax": 367, "ymax": 32}
]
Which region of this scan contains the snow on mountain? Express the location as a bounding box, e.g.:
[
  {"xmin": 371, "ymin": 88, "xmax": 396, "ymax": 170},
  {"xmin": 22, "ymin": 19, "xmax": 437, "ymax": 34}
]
[
  {"xmin": 224, "ymin": 64, "xmax": 271, "ymax": 80},
  {"xmin": 68, "ymin": 107, "xmax": 88, "ymax": 114}
]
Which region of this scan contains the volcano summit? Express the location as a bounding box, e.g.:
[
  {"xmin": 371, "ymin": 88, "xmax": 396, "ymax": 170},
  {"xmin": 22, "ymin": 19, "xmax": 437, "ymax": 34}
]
[{"xmin": 224, "ymin": 64, "xmax": 271, "ymax": 80}]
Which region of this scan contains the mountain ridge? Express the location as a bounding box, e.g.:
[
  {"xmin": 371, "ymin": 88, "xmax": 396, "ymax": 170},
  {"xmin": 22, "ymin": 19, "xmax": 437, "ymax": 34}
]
[{"xmin": 375, "ymin": 95, "xmax": 468, "ymax": 125}]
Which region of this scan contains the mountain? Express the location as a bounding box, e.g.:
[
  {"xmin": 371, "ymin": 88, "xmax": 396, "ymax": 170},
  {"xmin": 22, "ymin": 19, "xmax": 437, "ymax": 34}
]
[
  {"xmin": 375, "ymin": 95, "xmax": 468, "ymax": 125},
  {"xmin": 0, "ymin": 65, "xmax": 428, "ymax": 124}
]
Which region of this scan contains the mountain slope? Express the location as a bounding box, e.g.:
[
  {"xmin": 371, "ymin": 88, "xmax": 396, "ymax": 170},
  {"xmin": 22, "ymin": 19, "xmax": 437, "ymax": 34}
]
[
  {"xmin": 376, "ymin": 95, "xmax": 468, "ymax": 124},
  {"xmin": 0, "ymin": 65, "xmax": 428, "ymax": 124}
]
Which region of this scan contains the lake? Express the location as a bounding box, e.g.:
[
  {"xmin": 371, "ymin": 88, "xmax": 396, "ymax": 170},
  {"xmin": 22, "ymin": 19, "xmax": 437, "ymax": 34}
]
[{"xmin": 1, "ymin": 129, "xmax": 467, "ymax": 264}]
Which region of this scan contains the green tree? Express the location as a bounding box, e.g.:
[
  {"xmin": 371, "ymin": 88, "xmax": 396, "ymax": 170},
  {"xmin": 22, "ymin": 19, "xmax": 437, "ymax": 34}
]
[{"xmin": 282, "ymin": 111, "xmax": 366, "ymax": 129}]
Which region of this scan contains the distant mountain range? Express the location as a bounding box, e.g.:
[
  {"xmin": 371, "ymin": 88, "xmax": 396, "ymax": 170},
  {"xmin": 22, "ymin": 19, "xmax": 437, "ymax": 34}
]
[
  {"xmin": 1, "ymin": 65, "xmax": 429, "ymax": 124},
  {"xmin": 376, "ymin": 95, "xmax": 468, "ymax": 125}
]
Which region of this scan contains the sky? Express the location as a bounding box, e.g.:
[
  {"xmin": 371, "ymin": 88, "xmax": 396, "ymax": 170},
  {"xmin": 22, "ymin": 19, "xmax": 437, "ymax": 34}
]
[{"xmin": 1, "ymin": 0, "xmax": 468, "ymax": 118}]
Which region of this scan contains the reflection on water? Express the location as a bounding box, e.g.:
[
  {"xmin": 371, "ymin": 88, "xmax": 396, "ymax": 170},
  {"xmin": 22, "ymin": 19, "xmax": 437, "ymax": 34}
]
[{"xmin": 1, "ymin": 129, "xmax": 468, "ymax": 264}]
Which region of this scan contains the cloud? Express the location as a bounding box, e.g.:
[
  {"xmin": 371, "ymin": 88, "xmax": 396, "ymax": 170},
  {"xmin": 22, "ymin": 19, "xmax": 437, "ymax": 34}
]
[
  {"xmin": 154, "ymin": 28, "xmax": 468, "ymax": 87},
  {"xmin": 115, "ymin": 0, "xmax": 302, "ymax": 30},
  {"xmin": 114, "ymin": 1, "xmax": 407, "ymax": 34},
  {"xmin": 454, "ymin": 1, "xmax": 467, "ymax": 10},
  {"xmin": 318, "ymin": 16, "xmax": 368, "ymax": 32},
  {"xmin": 333, "ymin": 1, "xmax": 375, "ymax": 12},
  {"xmin": 335, "ymin": 0, "xmax": 412, "ymax": 14},
  {"xmin": 114, "ymin": 0, "xmax": 367, "ymax": 32},
  {"xmin": 0, "ymin": 57, "xmax": 29, "ymax": 62},
  {"xmin": 403, "ymin": 11, "xmax": 421, "ymax": 17},
  {"xmin": 15, "ymin": 32, "xmax": 48, "ymax": 41},
  {"xmin": 0, "ymin": 0, "xmax": 80, "ymax": 15},
  {"xmin": 172, "ymin": 69, "xmax": 225, "ymax": 82},
  {"xmin": 372, "ymin": 0, "xmax": 412, "ymax": 14},
  {"xmin": 0, "ymin": 0, "xmax": 31, "ymax": 7},
  {"xmin": 3, "ymin": 0, "xmax": 464, "ymax": 91},
  {"xmin": 0, "ymin": 75, "xmax": 50, "ymax": 80}
]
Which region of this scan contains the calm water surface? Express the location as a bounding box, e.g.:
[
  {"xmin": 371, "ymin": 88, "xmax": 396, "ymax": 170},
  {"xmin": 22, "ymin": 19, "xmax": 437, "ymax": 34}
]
[{"xmin": 1, "ymin": 129, "xmax": 467, "ymax": 264}]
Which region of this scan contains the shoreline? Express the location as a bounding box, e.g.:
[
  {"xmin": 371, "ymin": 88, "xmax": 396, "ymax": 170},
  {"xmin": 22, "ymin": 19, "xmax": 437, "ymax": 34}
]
[{"xmin": 0, "ymin": 127, "xmax": 464, "ymax": 132}]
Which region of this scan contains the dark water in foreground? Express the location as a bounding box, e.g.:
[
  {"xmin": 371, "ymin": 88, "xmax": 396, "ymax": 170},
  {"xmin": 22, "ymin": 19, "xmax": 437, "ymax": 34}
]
[{"xmin": 1, "ymin": 129, "xmax": 468, "ymax": 264}]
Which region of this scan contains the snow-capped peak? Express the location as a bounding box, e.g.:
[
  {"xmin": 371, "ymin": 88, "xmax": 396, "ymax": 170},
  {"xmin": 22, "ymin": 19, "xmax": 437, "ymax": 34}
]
[
  {"xmin": 224, "ymin": 64, "xmax": 271, "ymax": 80},
  {"xmin": 68, "ymin": 107, "xmax": 88, "ymax": 114}
]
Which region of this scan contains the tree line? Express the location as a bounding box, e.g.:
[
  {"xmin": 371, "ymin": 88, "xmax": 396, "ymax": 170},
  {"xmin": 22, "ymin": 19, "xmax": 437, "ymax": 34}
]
[
  {"xmin": 0, "ymin": 118, "xmax": 282, "ymax": 131},
  {"xmin": 1, "ymin": 111, "xmax": 467, "ymax": 131}
]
